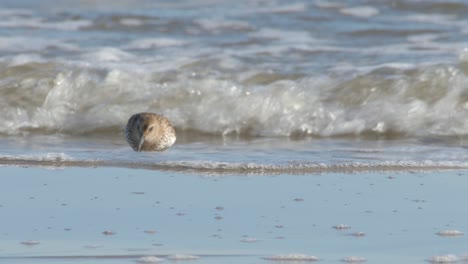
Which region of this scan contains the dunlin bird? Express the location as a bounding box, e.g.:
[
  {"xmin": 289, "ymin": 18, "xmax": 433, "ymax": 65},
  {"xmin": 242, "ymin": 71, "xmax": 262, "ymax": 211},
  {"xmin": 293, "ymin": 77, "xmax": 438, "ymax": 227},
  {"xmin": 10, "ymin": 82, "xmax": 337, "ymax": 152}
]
[{"xmin": 125, "ymin": 112, "xmax": 176, "ymax": 152}]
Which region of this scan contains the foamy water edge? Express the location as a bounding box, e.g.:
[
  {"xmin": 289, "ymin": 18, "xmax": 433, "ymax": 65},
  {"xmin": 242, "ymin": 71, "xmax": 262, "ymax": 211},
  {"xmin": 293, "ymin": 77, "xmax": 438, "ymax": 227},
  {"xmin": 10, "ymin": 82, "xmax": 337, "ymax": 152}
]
[{"xmin": 1, "ymin": 153, "xmax": 468, "ymax": 174}]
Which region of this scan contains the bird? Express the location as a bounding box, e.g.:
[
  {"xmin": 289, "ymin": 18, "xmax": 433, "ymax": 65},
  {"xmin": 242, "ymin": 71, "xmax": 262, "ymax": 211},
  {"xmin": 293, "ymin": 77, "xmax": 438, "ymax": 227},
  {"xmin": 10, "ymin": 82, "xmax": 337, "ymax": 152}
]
[{"xmin": 125, "ymin": 112, "xmax": 176, "ymax": 152}]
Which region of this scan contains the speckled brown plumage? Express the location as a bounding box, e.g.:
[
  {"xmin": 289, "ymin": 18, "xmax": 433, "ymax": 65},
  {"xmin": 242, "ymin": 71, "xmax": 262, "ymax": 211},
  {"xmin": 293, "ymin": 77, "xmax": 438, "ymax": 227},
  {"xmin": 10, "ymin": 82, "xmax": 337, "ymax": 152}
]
[{"xmin": 125, "ymin": 112, "xmax": 176, "ymax": 152}]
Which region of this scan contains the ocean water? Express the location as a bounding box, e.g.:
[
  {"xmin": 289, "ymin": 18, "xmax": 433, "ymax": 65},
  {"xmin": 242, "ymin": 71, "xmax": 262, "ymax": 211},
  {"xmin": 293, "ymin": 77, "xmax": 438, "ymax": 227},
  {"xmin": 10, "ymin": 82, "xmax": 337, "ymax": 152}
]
[
  {"xmin": 0, "ymin": 0, "xmax": 468, "ymax": 138},
  {"xmin": 1, "ymin": 0, "xmax": 468, "ymax": 263},
  {"xmin": 1, "ymin": 0, "xmax": 468, "ymax": 170}
]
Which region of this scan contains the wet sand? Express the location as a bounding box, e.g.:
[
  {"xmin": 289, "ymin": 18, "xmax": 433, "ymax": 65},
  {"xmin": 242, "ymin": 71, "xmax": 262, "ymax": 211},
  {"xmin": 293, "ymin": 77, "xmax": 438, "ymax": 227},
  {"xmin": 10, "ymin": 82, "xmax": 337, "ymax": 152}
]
[{"xmin": 0, "ymin": 166, "xmax": 467, "ymax": 263}]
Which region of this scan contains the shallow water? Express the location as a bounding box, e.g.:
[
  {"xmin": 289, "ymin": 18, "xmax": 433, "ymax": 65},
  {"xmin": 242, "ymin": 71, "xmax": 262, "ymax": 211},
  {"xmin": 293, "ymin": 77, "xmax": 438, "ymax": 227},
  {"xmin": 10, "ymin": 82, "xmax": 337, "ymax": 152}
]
[
  {"xmin": 1, "ymin": 166, "xmax": 467, "ymax": 263},
  {"xmin": 2, "ymin": 134, "xmax": 468, "ymax": 174}
]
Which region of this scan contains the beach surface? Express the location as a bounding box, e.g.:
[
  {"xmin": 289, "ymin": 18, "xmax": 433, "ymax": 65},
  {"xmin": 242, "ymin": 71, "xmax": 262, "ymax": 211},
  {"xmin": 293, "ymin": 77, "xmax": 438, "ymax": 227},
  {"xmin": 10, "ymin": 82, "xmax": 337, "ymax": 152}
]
[{"xmin": 1, "ymin": 151, "xmax": 468, "ymax": 264}]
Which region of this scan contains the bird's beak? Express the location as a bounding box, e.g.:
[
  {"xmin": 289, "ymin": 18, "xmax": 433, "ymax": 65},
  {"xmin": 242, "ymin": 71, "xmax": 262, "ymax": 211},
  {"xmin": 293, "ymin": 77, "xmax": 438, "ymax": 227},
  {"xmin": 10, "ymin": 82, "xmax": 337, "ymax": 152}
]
[{"xmin": 138, "ymin": 136, "xmax": 145, "ymax": 152}]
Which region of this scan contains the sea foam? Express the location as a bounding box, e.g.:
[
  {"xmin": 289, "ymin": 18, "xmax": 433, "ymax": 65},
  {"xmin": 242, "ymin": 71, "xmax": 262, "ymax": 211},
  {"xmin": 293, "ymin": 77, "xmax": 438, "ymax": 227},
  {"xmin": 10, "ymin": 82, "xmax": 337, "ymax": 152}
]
[{"xmin": 1, "ymin": 60, "xmax": 468, "ymax": 139}]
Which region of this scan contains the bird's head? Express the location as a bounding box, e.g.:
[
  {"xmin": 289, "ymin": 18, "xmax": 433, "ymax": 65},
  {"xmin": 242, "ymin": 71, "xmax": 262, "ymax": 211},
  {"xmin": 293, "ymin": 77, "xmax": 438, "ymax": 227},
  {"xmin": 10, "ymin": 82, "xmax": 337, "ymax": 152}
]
[{"xmin": 137, "ymin": 117, "xmax": 157, "ymax": 151}]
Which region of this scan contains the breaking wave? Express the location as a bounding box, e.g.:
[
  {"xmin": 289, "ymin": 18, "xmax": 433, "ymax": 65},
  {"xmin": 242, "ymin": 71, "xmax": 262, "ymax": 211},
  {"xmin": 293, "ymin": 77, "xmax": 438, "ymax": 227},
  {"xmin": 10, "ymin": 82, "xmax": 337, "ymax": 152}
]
[
  {"xmin": 2, "ymin": 0, "xmax": 468, "ymax": 140},
  {"xmin": 1, "ymin": 58, "xmax": 468, "ymax": 139}
]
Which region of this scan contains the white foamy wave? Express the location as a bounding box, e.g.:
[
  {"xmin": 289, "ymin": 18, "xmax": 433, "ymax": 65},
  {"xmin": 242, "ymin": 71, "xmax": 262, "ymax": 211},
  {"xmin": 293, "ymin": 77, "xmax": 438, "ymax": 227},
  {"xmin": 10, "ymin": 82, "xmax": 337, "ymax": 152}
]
[
  {"xmin": 119, "ymin": 18, "xmax": 145, "ymax": 27},
  {"xmin": 2, "ymin": 58, "xmax": 468, "ymax": 138},
  {"xmin": 459, "ymin": 48, "xmax": 468, "ymax": 62},
  {"xmin": 195, "ymin": 19, "xmax": 250, "ymax": 32},
  {"xmin": 82, "ymin": 47, "xmax": 135, "ymax": 62},
  {"xmin": 339, "ymin": 6, "xmax": 379, "ymax": 18},
  {"xmin": 1, "ymin": 0, "xmax": 468, "ymax": 143}
]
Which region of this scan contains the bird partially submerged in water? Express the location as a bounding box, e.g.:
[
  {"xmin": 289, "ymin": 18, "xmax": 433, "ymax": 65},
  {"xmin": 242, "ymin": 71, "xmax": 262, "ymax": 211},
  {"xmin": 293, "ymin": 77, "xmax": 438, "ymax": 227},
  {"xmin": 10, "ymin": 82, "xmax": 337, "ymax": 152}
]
[{"xmin": 125, "ymin": 112, "xmax": 176, "ymax": 151}]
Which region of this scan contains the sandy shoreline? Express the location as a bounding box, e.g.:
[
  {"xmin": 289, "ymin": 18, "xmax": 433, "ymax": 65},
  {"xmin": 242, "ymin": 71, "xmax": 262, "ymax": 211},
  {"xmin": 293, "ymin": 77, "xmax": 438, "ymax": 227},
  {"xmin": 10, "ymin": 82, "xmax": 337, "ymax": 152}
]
[{"xmin": 1, "ymin": 166, "xmax": 467, "ymax": 263}]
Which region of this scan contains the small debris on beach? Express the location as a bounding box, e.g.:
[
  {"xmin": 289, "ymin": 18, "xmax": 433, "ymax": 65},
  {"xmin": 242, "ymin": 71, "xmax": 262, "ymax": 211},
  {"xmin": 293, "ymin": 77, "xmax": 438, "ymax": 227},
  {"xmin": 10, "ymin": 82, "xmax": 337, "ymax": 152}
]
[
  {"xmin": 427, "ymin": 254, "xmax": 458, "ymax": 263},
  {"xmin": 349, "ymin": 232, "xmax": 366, "ymax": 237},
  {"xmin": 20, "ymin": 240, "xmax": 40, "ymax": 246},
  {"xmin": 333, "ymin": 224, "xmax": 351, "ymax": 230},
  {"xmin": 436, "ymin": 230, "xmax": 464, "ymax": 237},
  {"xmin": 214, "ymin": 215, "xmax": 223, "ymax": 220},
  {"xmin": 102, "ymin": 230, "xmax": 116, "ymax": 236},
  {"xmin": 241, "ymin": 237, "xmax": 258, "ymax": 243},
  {"xmin": 144, "ymin": 230, "xmax": 157, "ymax": 234},
  {"xmin": 293, "ymin": 198, "xmax": 304, "ymax": 202},
  {"xmin": 215, "ymin": 206, "xmax": 224, "ymax": 211}
]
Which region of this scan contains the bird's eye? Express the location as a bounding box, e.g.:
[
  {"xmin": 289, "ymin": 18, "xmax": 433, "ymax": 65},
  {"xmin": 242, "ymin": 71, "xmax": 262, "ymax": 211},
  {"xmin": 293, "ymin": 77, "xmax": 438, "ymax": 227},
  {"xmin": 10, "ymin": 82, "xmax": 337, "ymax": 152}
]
[{"xmin": 149, "ymin": 126, "xmax": 153, "ymax": 132}]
